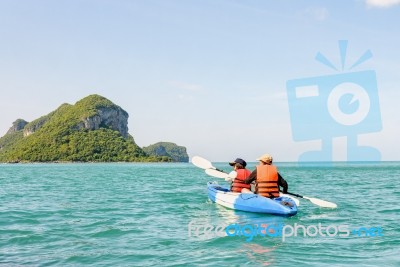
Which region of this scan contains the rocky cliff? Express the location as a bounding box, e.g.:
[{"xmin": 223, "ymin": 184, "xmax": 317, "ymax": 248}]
[
  {"xmin": 6, "ymin": 119, "xmax": 28, "ymax": 135},
  {"xmin": 23, "ymin": 108, "xmax": 60, "ymax": 137},
  {"xmin": 76, "ymin": 107, "xmax": 129, "ymax": 138}
]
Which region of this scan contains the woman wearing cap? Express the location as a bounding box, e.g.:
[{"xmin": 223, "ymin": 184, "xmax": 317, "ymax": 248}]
[
  {"xmin": 243, "ymin": 154, "xmax": 288, "ymax": 198},
  {"xmin": 227, "ymin": 158, "xmax": 252, "ymax": 193}
]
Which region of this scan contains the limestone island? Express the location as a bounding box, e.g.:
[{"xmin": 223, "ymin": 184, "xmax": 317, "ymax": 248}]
[{"xmin": 0, "ymin": 94, "xmax": 189, "ymax": 163}]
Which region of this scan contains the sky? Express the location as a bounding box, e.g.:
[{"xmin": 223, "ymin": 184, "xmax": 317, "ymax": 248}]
[{"xmin": 0, "ymin": 0, "xmax": 399, "ymax": 162}]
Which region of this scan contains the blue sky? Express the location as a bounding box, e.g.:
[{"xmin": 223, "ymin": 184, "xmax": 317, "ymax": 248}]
[{"xmin": 0, "ymin": 0, "xmax": 399, "ymax": 161}]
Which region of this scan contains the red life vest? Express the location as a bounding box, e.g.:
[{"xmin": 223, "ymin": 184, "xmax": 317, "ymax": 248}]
[
  {"xmin": 256, "ymin": 165, "xmax": 279, "ymax": 198},
  {"xmin": 231, "ymin": 169, "xmax": 251, "ymax": 192}
]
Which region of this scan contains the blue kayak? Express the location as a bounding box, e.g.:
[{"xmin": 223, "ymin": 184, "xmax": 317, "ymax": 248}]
[{"xmin": 207, "ymin": 182, "xmax": 298, "ymax": 217}]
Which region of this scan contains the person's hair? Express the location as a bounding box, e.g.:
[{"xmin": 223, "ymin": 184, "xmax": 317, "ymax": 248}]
[{"xmin": 235, "ymin": 163, "xmax": 244, "ymax": 169}]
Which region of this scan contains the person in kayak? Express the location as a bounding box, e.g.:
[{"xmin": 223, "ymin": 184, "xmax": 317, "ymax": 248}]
[
  {"xmin": 243, "ymin": 154, "xmax": 288, "ymax": 198},
  {"xmin": 226, "ymin": 158, "xmax": 252, "ymax": 193}
]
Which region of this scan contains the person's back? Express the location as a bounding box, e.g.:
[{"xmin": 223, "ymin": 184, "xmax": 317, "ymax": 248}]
[
  {"xmin": 255, "ymin": 164, "xmax": 279, "ymax": 198},
  {"xmin": 228, "ymin": 158, "xmax": 251, "ymax": 193},
  {"xmin": 231, "ymin": 167, "xmax": 252, "ymax": 192},
  {"xmin": 244, "ymin": 153, "xmax": 288, "ymax": 198}
]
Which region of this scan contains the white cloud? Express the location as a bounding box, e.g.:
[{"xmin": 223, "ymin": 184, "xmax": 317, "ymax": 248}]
[
  {"xmin": 366, "ymin": 0, "xmax": 400, "ymax": 8},
  {"xmin": 302, "ymin": 7, "xmax": 329, "ymax": 21}
]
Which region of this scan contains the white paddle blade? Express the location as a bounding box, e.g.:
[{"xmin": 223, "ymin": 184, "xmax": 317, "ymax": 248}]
[
  {"xmin": 192, "ymin": 156, "xmax": 214, "ymax": 170},
  {"xmin": 205, "ymin": 169, "xmax": 228, "ymax": 179},
  {"xmin": 305, "ymin": 197, "xmax": 337, "ymax": 208}
]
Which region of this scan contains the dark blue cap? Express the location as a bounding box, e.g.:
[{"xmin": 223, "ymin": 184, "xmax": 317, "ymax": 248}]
[{"xmin": 229, "ymin": 158, "xmax": 247, "ymax": 167}]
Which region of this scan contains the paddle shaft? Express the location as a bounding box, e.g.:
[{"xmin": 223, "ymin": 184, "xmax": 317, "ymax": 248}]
[
  {"xmin": 214, "ymin": 168, "xmax": 226, "ymax": 173},
  {"xmin": 285, "ymin": 192, "xmax": 304, "ymax": 198}
]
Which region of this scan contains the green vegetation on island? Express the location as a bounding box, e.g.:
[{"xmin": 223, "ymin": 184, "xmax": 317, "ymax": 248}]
[
  {"xmin": 0, "ymin": 94, "xmax": 188, "ymax": 163},
  {"xmin": 143, "ymin": 142, "xmax": 189, "ymax": 162}
]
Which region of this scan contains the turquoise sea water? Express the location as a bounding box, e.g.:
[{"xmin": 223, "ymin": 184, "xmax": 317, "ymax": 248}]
[{"xmin": 1, "ymin": 162, "xmax": 399, "ymax": 266}]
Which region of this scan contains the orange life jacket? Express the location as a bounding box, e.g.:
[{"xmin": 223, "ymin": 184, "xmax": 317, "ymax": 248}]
[
  {"xmin": 256, "ymin": 165, "xmax": 279, "ymax": 198},
  {"xmin": 231, "ymin": 169, "xmax": 251, "ymax": 192}
]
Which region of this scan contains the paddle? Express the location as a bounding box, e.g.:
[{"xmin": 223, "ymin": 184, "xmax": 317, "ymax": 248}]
[
  {"xmin": 205, "ymin": 168, "xmax": 237, "ymax": 180},
  {"xmin": 192, "ymin": 156, "xmax": 226, "ymax": 173},
  {"xmin": 285, "ymin": 192, "xmax": 337, "ymax": 208}
]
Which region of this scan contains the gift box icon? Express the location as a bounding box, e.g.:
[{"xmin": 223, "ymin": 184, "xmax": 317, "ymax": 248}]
[{"xmin": 286, "ymin": 41, "xmax": 382, "ymax": 162}]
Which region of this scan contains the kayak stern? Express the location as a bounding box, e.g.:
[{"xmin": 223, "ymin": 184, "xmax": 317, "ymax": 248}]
[{"xmin": 207, "ymin": 182, "xmax": 297, "ymax": 217}]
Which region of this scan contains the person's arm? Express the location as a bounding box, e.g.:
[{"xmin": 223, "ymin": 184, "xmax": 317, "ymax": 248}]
[
  {"xmin": 245, "ymin": 169, "xmax": 257, "ymax": 184},
  {"xmin": 278, "ymin": 173, "xmax": 288, "ymax": 193}
]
